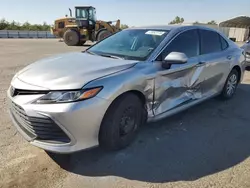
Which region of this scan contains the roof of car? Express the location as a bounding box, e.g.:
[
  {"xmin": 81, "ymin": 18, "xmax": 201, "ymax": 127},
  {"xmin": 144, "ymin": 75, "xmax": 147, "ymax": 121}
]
[
  {"xmin": 128, "ymin": 24, "xmax": 218, "ymax": 32},
  {"xmin": 75, "ymin": 6, "xmax": 95, "ymax": 8}
]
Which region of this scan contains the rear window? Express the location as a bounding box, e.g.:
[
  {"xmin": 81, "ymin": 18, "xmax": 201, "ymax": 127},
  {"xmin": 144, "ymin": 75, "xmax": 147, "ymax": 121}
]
[{"xmin": 200, "ymin": 30, "xmax": 222, "ymax": 54}]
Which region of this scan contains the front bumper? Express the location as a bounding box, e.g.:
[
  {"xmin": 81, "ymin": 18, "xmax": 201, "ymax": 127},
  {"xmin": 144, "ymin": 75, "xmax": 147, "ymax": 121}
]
[{"xmin": 7, "ymin": 87, "xmax": 111, "ymax": 153}]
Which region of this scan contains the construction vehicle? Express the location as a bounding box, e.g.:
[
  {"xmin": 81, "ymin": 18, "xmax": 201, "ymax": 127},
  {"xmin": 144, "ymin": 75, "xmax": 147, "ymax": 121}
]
[{"xmin": 51, "ymin": 6, "xmax": 121, "ymax": 46}]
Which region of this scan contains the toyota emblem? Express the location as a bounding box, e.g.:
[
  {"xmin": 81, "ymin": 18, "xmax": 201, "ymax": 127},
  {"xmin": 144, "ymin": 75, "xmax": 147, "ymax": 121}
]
[{"xmin": 10, "ymin": 86, "xmax": 15, "ymax": 97}]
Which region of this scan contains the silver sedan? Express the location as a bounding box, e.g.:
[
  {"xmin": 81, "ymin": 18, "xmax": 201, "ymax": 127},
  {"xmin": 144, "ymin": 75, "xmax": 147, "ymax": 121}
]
[
  {"xmin": 241, "ymin": 39, "xmax": 250, "ymax": 66},
  {"xmin": 8, "ymin": 25, "xmax": 246, "ymax": 153}
]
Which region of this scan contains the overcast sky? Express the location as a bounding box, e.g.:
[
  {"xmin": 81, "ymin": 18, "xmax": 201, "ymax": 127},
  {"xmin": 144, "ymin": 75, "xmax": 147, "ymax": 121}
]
[{"xmin": 1, "ymin": 0, "xmax": 250, "ymax": 26}]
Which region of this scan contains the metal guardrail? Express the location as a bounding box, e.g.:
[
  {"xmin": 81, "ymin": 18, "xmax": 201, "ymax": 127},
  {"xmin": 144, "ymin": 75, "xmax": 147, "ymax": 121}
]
[{"xmin": 0, "ymin": 30, "xmax": 56, "ymax": 38}]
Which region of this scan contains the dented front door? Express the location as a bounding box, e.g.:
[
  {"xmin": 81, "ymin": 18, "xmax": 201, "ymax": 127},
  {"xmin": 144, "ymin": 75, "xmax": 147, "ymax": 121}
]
[
  {"xmin": 153, "ymin": 58, "xmax": 204, "ymax": 116},
  {"xmin": 152, "ymin": 29, "xmax": 205, "ymax": 116}
]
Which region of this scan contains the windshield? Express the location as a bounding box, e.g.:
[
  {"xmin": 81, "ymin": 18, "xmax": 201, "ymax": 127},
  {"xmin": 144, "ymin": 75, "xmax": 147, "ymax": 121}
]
[
  {"xmin": 87, "ymin": 29, "xmax": 169, "ymax": 61},
  {"xmin": 76, "ymin": 8, "xmax": 88, "ymax": 19}
]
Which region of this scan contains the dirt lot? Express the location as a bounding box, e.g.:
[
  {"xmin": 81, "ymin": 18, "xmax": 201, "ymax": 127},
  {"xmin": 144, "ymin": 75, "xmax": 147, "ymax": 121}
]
[{"xmin": 1, "ymin": 39, "xmax": 250, "ymax": 188}]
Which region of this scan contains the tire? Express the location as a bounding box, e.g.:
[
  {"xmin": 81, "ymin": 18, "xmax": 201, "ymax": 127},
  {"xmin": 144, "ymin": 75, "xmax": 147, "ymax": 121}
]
[
  {"xmin": 96, "ymin": 30, "xmax": 112, "ymax": 41},
  {"xmin": 220, "ymin": 69, "xmax": 239, "ymax": 99},
  {"xmin": 63, "ymin": 29, "xmax": 80, "ymax": 46},
  {"xmin": 99, "ymin": 93, "xmax": 143, "ymax": 150},
  {"xmin": 76, "ymin": 40, "xmax": 86, "ymax": 46},
  {"xmin": 80, "ymin": 40, "xmax": 86, "ymax": 46}
]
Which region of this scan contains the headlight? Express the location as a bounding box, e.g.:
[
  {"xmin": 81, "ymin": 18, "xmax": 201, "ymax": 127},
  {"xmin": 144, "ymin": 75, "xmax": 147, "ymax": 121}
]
[{"xmin": 34, "ymin": 87, "xmax": 103, "ymax": 104}]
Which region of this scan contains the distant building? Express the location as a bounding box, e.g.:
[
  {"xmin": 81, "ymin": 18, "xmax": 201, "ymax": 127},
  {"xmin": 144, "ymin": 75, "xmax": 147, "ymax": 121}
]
[
  {"xmin": 219, "ymin": 16, "xmax": 250, "ymax": 41},
  {"xmin": 182, "ymin": 16, "xmax": 250, "ymax": 42}
]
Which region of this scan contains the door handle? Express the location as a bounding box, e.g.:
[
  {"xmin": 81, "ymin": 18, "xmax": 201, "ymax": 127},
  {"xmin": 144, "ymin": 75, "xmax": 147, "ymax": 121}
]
[
  {"xmin": 195, "ymin": 61, "xmax": 205, "ymax": 67},
  {"xmin": 227, "ymin": 55, "xmax": 232, "ymax": 60}
]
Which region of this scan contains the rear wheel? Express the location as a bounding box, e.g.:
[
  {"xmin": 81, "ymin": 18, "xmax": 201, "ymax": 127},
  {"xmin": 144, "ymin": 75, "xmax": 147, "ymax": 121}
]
[
  {"xmin": 63, "ymin": 29, "xmax": 80, "ymax": 46},
  {"xmin": 96, "ymin": 30, "xmax": 112, "ymax": 41},
  {"xmin": 99, "ymin": 93, "xmax": 143, "ymax": 150},
  {"xmin": 220, "ymin": 69, "xmax": 239, "ymax": 99}
]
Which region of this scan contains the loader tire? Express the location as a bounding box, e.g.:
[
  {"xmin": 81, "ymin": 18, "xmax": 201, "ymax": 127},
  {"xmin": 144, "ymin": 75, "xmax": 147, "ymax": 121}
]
[
  {"xmin": 80, "ymin": 40, "xmax": 86, "ymax": 46},
  {"xmin": 63, "ymin": 30, "xmax": 80, "ymax": 46},
  {"xmin": 96, "ymin": 30, "xmax": 111, "ymax": 41}
]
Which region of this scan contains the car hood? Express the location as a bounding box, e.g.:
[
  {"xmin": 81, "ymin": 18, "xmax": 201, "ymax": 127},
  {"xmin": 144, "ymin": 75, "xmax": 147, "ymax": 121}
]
[{"xmin": 15, "ymin": 52, "xmax": 137, "ymax": 90}]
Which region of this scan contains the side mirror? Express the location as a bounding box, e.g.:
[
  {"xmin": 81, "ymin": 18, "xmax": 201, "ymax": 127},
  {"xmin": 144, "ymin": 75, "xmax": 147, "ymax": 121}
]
[{"xmin": 162, "ymin": 52, "xmax": 188, "ymax": 68}]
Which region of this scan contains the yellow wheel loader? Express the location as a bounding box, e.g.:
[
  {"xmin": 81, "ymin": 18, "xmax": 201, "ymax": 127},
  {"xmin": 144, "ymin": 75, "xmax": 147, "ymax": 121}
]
[{"xmin": 51, "ymin": 6, "xmax": 121, "ymax": 46}]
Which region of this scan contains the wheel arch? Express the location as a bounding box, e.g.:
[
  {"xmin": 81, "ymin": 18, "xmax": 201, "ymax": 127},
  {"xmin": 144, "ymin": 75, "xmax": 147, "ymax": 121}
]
[
  {"xmin": 117, "ymin": 90, "xmax": 146, "ymax": 106},
  {"xmin": 98, "ymin": 89, "xmax": 148, "ymax": 147},
  {"xmin": 66, "ymin": 27, "xmax": 79, "ymax": 31},
  {"xmin": 232, "ymin": 65, "xmax": 242, "ymax": 83},
  {"xmin": 102, "ymin": 90, "xmax": 147, "ymax": 115}
]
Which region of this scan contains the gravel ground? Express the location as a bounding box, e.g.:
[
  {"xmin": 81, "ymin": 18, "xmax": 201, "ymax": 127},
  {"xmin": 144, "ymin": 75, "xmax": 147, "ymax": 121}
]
[{"xmin": 0, "ymin": 39, "xmax": 250, "ymax": 188}]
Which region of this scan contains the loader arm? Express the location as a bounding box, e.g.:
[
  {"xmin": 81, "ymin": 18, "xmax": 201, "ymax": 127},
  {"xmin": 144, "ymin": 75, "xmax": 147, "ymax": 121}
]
[{"xmin": 97, "ymin": 21, "xmax": 115, "ymax": 33}]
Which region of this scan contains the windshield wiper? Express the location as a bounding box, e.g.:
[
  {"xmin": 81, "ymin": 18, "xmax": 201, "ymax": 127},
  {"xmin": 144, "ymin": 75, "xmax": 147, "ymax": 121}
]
[
  {"xmin": 85, "ymin": 50, "xmax": 98, "ymax": 56},
  {"xmin": 85, "ymin": 50, "xmax": 124, "ymax": 60},
  {"xmin": 99, "ymin": 53, "xmax": 124, "ymax": 60}
]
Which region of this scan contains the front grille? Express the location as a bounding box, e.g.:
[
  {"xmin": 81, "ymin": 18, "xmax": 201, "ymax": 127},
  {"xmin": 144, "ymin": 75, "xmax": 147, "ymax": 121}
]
[
  {"xmin": 10, "ymin": 87, "xmax": 49, "ymax": 97},
  {"xmin": 11, "ymin": 102, "xmax": 70, "ymax": 143}
]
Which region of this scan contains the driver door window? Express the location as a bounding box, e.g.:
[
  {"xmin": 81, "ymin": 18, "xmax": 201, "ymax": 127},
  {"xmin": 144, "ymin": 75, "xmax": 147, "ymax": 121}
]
[{"xmin": 160, "ymin": 29, "xmax": 200, "ymax": 60}]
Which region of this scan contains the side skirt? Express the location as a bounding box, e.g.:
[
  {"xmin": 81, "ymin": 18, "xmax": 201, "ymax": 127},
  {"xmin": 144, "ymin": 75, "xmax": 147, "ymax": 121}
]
[{"xmin": 147, "ymin": 93, "xmax": 219, "ymax": 123}]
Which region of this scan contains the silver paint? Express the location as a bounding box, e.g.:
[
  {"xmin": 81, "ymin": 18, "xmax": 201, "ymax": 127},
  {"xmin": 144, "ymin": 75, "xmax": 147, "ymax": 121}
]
[
  {"xmin": 241, "ymin": 41, "xmax": 250, "ymax": 66},
  {"xmin": 164, "ymin": 52, "xmax": 188, "ymax": 64},
  {"xmin": 8, "ymin": 25, "xmax": 246, "ymax": 153},
  {"xmin": 15, "ymin": 52, "xmax": 137, "ymax": 90}
]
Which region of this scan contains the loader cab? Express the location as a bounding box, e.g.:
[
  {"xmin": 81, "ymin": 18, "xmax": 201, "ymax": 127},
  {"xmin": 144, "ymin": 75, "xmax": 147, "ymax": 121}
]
[{"xmin": 74, "ymin": 6, "xmax": 97, "ymax": 29}]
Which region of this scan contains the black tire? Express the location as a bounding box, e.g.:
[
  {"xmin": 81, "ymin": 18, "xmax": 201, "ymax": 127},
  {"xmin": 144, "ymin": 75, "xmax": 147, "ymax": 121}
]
[
  {"xmin": 80, "ymin": 40, "xmax": 86, "ymax": 46},
  {"xmin": 96, "ymin": 30, "xmax": 111, "ymax": 41},
  {"xmin": 63, "ymin": 29, "xmax": 80, "ymax": 46},
  {"xmin": 220, "ymin": 69, "xmax": 239, "ymax": 99},
  {"xmin": 99, "ymin": 93, "xmax": 143, "ymax": 150},
  {"xmin": 75, "ymin": 40, "xmax": 86, "ymax": 46}
]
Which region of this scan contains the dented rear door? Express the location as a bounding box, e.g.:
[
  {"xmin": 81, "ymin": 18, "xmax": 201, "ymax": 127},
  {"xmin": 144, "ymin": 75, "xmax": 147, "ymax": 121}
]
[{"xmin": 198, "ymin": 29, "xmax": 232, "ymax": 96}]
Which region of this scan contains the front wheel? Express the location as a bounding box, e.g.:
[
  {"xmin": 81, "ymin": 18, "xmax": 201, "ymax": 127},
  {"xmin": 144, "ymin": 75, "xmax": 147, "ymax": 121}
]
[
  {"xmin": 99, "ymin": 93, "xmax": 143, "ymax": 150},
  {"xmin": 63, "ymin": 29, "xmax": 80, "ymax": 46},
  {"xmin": 220, "ymin": 69, "xmax": 239, "ymax": 99},
  {"xmin": 96, "ymin": 30, "xmax": 112, "ymax": 41}
]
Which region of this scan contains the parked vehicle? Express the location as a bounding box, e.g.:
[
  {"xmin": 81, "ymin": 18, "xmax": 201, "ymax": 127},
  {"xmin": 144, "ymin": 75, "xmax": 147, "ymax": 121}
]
[
  {"xmin": 8, "ymin": 25, "xmax": 246, "ymax": 153},
  {"xmin": 51, "ymin": 6, "xmax": 120, "ymax": 46},
  {"xmin": 241, "ymin": 39, "xmax": 250, "ymax": 67}
]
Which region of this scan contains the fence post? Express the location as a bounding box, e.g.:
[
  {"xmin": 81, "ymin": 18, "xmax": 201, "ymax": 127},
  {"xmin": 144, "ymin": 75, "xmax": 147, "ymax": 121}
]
[
  {"xmin": 37, "ymin": 31, "xmax": 39, "ymax": 38},
  {"xmin": 18, "ymin": 31, "xmax": 20, "ymax": 38},
  {"xmin": 46, "ymin": 32, "xmax": 47, "ymax": 38},
  {"xmin": 7, "ymin": 31, "xmax": 9, "ymax": 38}
]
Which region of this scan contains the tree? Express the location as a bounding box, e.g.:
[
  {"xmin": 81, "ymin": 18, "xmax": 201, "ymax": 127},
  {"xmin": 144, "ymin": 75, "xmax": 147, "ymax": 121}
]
[
  {"xmin": 169, "ymin": 16, "xmax": 184, "ymax": 25},
  {"xmin": 5, "ymin": 21, "xmax": 21, "ymax": 30},
  {"xmin": 207, "ymin": 20, "xmax": 217, "ymax": 25},
  {"xmin": 22, "ymin": 22, "xmax": 31, "ymax": 30},
  {"xmin": 120, "ymin": 24, "xmax": 129, "ymax": 29},
  {"xmin": 42, "ymin": 22, "xmax": 51, "ymax": 31},
  {"xmin": 0, "ymin": 19, "xmax": 9, "ymax": 30},
  {"xmin": 0, "ymin": 18, "xmax": 52, "ymax": 31},
  {"xmin": 193, "ymin": 21, "xmax": 201, "ymax": 24}
]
